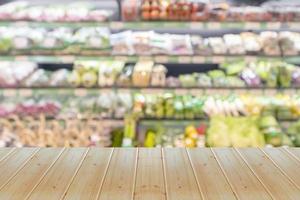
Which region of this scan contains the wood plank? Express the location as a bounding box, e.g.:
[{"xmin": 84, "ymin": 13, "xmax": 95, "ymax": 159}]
[
  {"xmin": 286, "ymin": 148, "xmax": 300, "ymax": 162},
  {"xmin": 262, "ymin": 148, "xmax": 300, "ymax": 189},
  {"xmin": 26, "ymin": 148, "xmax": 88, "ymax": 200},
  {"xmin": 212, "ymin": 148, "xmax": 272, "ymax": 200},
  {"xmin": 0, "ymin": 148, "xmax": 38, "ymax": 189},
  {"xmin": 236, "ymin": 148, "xmax": 300, "ymax": 199},
  {"xmin": 0, "ymin": 148, "xmax": 64, "ymax": 199},
  {"xmin": 134, "ymin": 148, "xmax": 166, "ymax": 200},
  {"xmin": 163, "ymin": 148, "xmax": 203, "ymax": 200},
  {"xmin": 63, "ymin": 148, "xmax": 113, "ymax": 200},
  {"xmin": 98, "ymin": 148, "xmax": 138, "ymax": 200},
  {"xmin": 0, "ymin": 148, "xmax": 16, "ymax": 163},
  {"xmin": 187, "ymin": 148, "xmax": 237, "ymax": 199}
]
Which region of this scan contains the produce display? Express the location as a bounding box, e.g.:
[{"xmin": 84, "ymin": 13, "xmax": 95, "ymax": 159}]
[
  {"xmin": 0, "ymin": 116, "xmax": 122, "ymax": 147},
  {"xmin": 0, "ymin": 1, "xmax": 117, "ymax": 22},
  {"xmin": 0, "ymin": 0, "xmax": 300, "ymax": 149},
  {"xmin": 124, "ymin": 0, "xmax": 300, "ymax": 22},
  {"xmin": 143, "ymin": 123, "xmax": 206, "ymax": 147},
  {"xmin": 0, "ymin": 28, "xmax": 300, "ymax": 56},
  {"xmin": 2, "ymin": 60, "xmax": 299, "ymax": 89}
]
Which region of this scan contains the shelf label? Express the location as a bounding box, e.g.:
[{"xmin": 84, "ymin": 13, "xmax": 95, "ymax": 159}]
[
  {"xmin": 138, "ymin": 56, "xmax": 152, "ymax": 61},
  {"xmin": 235, "ymin": 89, "xmax": 247, "ymax": 95},
  {"xmin": 15, "ymin": 56, "xmax": 28, "ymax": 61},
  {"xmin": 190, "ymin": 22, "xmax": 204, "ymax": 29},
  {"xmin": 288, "ymin": 22, "xmax": 300, "ymax": 29},
  {"xmin": 245, "ymin": 22, "xmax": 260, "ymax": 29},
  {"xmin": 245, "ymin": 56, "xmax": 256, "ymax": 62},
  {"xmin": 3, "ymin": 89, "xmax": 16, "ymax": 97},
  {"xmin": 178, "ymin": 56, "xmax": 191, "ymax": 63},
  {"xmin": 207, "ymin": 22, "xmax": 221, "ymax": 29},
  {"xmin": 192, "ymin": 56, "xmax": 205, "ymax": 63},
  {"xmin": 110, "ymin": 22, "xmax": 124, "ymax": 29},
  {"xmin": 252, "ymin": 89, "xmax": 263, "ymax": 95},
  {"xmin": 19, "ymin": 89, "xmax": 33, "ymax": 97},
  {"xmin": 60, "ymin": 56, "xmax": 75, "ymax": 63},
  {"xmin": 118, "ymin": 89, "xmax": 130, "ymax": 94},
  {"xmin": 212, "ymin": 56, "xmax": 225, "ymax": 63},
  {"xmin": 205, "ymin": 89, "xmax": 215, "ymax": 95},
  {"xmin": 141, "ymin": 89, "xmax": 158, "ymax": 94},
  {"xmin": 190, "ymin": 89, "xmax": 203, "ymax": 96},
  {"xmin": 74, "ymin": 89, "xmax": 87, "ymax": 96},
  {"xmin": 264, "ymin": 89, "xmax": 277, "ymax": 96},
  {"xmin": 217, "ymin": 89, "xmax": 229, "ymax": 95},
  {"xmin": 267, "ymin": 22, "xmax": 281, "ymax": 29},
  {"xmin": 283, "ymin": 89, "xmax": 296, "ymax": 96},
  {"xmin": 114, "ymin": 56, "xmax": 128, "ymax": 62},
  {"xmin": 175, "ymin": 89, "xmax": 189, "ymax": 95},
  {"xmin": 154, "ymin": 56, "xmax": 168, "ymax": 63}
]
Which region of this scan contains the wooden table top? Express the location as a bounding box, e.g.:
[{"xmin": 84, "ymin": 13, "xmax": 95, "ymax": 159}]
[{"xmin": 0, "ymin": 148, "xmax": 300, "ymax": 199}]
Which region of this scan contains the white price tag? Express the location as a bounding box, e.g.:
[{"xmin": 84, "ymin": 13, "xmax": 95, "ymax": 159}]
[
  {"xmin": 267, "ymin": 22, "xmax": 281, "ymax": 29},
  {"xmin": 138, "ymin": 56, "xmax": 152, "ymax": 61},
  {"xmin": 141, "ymin": 89, "xmax": 158, "ymax": 94},
  {"xmin": 212, "ymin": 56, "xmax": 225, "ymax": 63},
  {"xmin": 264, "ymin": 89, "xmax": 277, "ymax": 96},
  {"xmin": 154, "ymin": 56, "xmax": 168, "ymax": 63},
  {"xmin": 207, "ymin": 22, "xmax": 221, "ymax": 29},
  {"xmin": 192, "ymin": 56, "xmax": 205, "ymax": 63},
  {"xmin": 118, "ymin": 89, "xmax": 130, "ymax": 94},
  {"xmin": 235, "ymin": 89, "xmax": 247, "ymax": 95},
  {"xmin": 114, "ymin": 56, "xmax": 128, "ymax": 62},
  {"xmin": 61, "ymin": 56, "xmax": 75, "ymax": 63},
  {"xmin": 15, "ymin": 56, "xmax": 28, "ymax": 61},
  {"xmin": 19, "ymin": 89, "xmax": 32, "ymax": 97},
  {"xmin": 245, "ymin": 22, "xmax": 260, "ymax": 29},
  {"xmin": 178, "ymin": 56, "xmax": 191, "ymax": 63},
  {"xmin": 245, "ymin": 56, "xmax": 256, "ymax": 62},
  {"xmin": 190, "ymin": 89, "xmax": 203, "ymax": 96},
  {"xmin": 110, "ymin": 22, "xmax": 124, "ymax": 29},
  {"xmin": 175, "ymin": 89, "xmax": 188, "ymax": 95},
  {"xmin": 3, "ymin": 89, "xmax": 16, "ymax": 97},
  {"xmin": 217, "ymin": 89, "xmax": 229, "ymax": 96},
  {"xmin": 74, "ymin": 89, "xmax": 87, "ymax": 96},
  {"xmin": 251, "ymin": 89, "xmax": 263, "ymax": 96},
  {"xmin": 190, "ymin": 22, "xmax": 204, "ymax": 30},
  {"xmin": 205, "ymin": 89, "xmax": 215, "ymax": 95},
  {"xmin": 288, "ymin": 22, "xmax": 300, "ymax": 29},
  {"xmin": 283, "ymin": 89, "xmax": 295, "ymax": 96}
]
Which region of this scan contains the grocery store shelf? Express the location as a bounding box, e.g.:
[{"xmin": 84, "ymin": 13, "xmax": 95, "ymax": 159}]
[
  {"xmin": 0, "ymin": 55, "xmax": 285, "ymax": 64},
  {"xmin": 0, "ymin": 87, "xmax": 297, "ymax": 97},
  {"xmin": 1, "ymin": 21, "xmax": 299, "ymax": 31}
]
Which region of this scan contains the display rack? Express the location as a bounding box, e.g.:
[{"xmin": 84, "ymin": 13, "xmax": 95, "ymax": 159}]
[{"xmin": 0, "ymin": 0, "xmax": 300, "ymax": 148}]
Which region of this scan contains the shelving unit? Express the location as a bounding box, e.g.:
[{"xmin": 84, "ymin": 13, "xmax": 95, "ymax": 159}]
[{"xmin": 0, "ymin": 0, "xmax": 300, "ymax": 148}]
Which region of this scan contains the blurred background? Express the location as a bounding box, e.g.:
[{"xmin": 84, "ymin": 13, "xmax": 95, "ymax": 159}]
[{"xmin": 0, "ymin": 0, "xmax": 299, "ymax": 148}]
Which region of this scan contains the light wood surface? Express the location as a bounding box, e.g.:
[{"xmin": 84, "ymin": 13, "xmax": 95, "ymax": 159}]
[{"xmin": 0, "ymin": 147, "xmax": 299, "ymax": 199}]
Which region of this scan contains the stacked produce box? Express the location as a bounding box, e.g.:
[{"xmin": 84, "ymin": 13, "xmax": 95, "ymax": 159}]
[{"xmin": 0, "ymin": 0, "xmax": 299, "ymax": 148}]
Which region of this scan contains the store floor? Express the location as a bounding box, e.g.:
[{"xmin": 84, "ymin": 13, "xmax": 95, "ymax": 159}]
[{"xmin": 0, "ymin": 147, "xmax": 299, "ymax": 199}]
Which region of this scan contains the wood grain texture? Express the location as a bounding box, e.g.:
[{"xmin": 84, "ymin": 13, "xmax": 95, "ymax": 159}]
[
  {"xmin": 286, "ymin": 148, "xmax": 300, "ymax": 162},
  {"xmin": 0, "ymin": 148, "xmax": 38, "ymax": 189},
  {"xmin": 262, "ymin": 148, "xmax": 300, "ymax": 189},
  {"xmin": 187, "ymin": 148, "xmax": 237, "ymax": 199},
  {"xmin": 98, "ymin": 148, "xmax": 138, "ymax": 200},
  {"xmin": 63, "ymin": 148, "xmax": 113, "ymax": 200},
  {"xmin": 26, "ymin": 148, "xmax": 88, "ymax": 200},
  {"xmin": 0, "ymin": 148, "xmax": 15, "ymax": 163},
  {"xmin": 0, "ymin": 148, "xmax": 299, "ymax": 199},
  {"xmin": 236, "ymin": 148, "xmax": 300, "ymax": 200},
  {"xmin": 163, "ymin": 148, "xmax": 203, "ymax": 200},
  {"xmin": 134, "ymin": 148, "xmax": 166, "ymax": 200},
  {"xmin": 212, "ymin": 148, "xmax": 272, "ymax": 200},
  {"xmin": 0, "ymin": 148, "xmax": 64, "ymax": 200}
]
